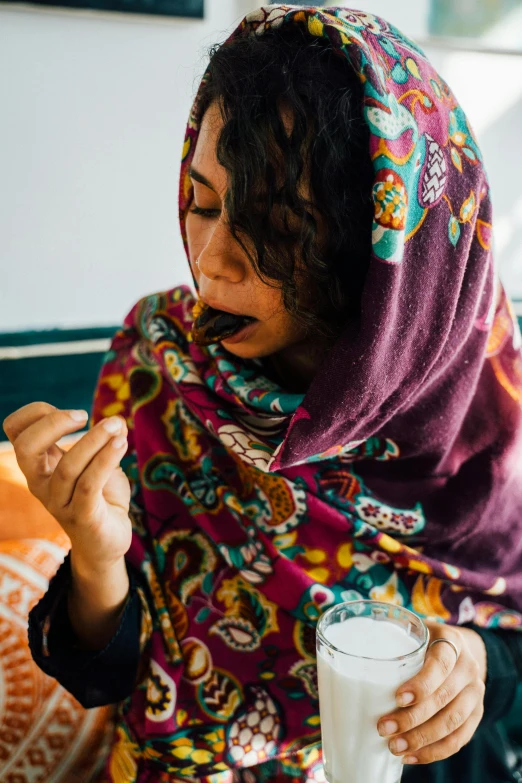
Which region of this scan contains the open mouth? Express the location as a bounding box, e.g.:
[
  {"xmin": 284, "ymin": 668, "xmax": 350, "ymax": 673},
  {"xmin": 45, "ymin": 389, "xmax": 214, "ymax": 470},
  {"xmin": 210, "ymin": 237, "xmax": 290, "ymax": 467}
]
[{"xmin": 191, "ymin": 301, "xmax": 257, "ymax": 346}]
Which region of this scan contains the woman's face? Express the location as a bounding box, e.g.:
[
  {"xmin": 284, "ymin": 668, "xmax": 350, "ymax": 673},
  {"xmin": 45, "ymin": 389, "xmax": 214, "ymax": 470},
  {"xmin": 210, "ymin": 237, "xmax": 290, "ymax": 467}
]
[{"xmin": 185, "ymin": 101, "xmax": 316, "ymax": 361}]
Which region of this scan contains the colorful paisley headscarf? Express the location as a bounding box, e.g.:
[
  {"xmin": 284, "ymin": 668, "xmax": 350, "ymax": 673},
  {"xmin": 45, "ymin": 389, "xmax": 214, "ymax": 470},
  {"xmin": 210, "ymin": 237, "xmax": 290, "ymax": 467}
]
[{"xmin": 91, "ymin": 6, "xmax": 522, "ymax": 781}]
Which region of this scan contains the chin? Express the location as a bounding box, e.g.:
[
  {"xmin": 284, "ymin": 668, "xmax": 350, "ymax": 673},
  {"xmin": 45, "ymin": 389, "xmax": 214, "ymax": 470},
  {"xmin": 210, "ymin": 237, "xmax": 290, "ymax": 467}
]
[
  {"xmin": 219, "ymin": 318, "xmax": 306, "ymax": 360},
  {"xmin": 220, "ymin": 330, "xmax": 289, "ymax": 360},
  {"xmin": 220, "ymin": 340, "xmax": 277, "ymax": 360}
]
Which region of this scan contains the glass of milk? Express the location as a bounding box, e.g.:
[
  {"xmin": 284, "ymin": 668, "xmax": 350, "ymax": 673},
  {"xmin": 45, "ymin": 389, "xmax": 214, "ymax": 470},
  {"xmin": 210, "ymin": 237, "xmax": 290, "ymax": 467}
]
[{"xmin": 316, "ymin": 600, "xmax": 428, "ymax": 783}]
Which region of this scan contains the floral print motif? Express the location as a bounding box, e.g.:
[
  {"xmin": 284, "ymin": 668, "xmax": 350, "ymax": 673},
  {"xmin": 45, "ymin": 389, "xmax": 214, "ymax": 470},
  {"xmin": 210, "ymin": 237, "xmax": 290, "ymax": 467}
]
[
  {"xmin": 373, "ymin": 168, "xmax": 408, "ymax": 230},
  {"xmin": 355, "ymin": 494, "xmax": 426, "ymax": 536}
]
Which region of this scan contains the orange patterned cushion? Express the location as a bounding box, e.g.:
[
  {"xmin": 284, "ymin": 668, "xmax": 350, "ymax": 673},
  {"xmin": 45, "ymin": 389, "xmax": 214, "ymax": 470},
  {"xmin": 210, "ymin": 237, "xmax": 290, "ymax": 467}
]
[
  {"xmin": 0, "ymin": 444, "xmax": 68, "ymax": 541},
  {"xmin": 0, "ymin": 446, "xmax": 115, "ymax": 782}
]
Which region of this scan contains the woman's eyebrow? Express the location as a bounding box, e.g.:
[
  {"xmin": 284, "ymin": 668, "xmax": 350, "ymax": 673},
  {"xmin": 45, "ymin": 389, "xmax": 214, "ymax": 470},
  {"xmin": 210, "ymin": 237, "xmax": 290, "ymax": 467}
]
[{"xmin": 188, "ymin": 165, "xmax": 216, "ymax": 192}]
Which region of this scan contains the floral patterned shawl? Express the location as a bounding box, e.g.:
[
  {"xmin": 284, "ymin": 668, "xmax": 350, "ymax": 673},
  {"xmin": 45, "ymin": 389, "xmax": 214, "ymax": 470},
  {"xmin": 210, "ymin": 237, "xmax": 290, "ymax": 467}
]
[{"xmin": 91, "ymin": 6, "xmax": 522, "ymax": 782}]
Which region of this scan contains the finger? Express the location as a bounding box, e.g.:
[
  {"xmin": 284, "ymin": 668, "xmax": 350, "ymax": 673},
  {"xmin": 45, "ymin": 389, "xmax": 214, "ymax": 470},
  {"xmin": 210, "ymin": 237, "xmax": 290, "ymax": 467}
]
[
  {"xmin": 401, "ymin": 703, "xmax": 484, "ymax": 765},
  {"xmin": 379, "ymin": 670, "xmax": 466, "ymax": 738},
  {"xmin": 14, "ymin": 409, "xmax": 89, "ymax": 490},
  {"xmin": 3, "ymin": 401, "xmax": 57, "ymax": 443},
  {"xmin": 70, "ymin": 432, "xmax": 129, "ymax": 519},
  {"xmin": 47, "ymin": 416, "xmax": 127, "ymax": 511},
  {"xmin": 388, "ymin": 683, "xmax": 483, "ymax": 760},
  {"xmin": 396, "ymin": 633, "xmax": 461, "ymax": 706}
]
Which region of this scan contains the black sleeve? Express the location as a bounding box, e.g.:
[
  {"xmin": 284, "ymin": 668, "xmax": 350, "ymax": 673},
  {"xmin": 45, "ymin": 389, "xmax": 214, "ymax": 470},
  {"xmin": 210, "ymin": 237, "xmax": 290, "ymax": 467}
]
[
  {"xmin": 470, "ymin": 626, "xmax": 522, "ymax": 725},
  {"xmin": 28, "ymin": 550, "xmax": 143, "ymax": 709}
]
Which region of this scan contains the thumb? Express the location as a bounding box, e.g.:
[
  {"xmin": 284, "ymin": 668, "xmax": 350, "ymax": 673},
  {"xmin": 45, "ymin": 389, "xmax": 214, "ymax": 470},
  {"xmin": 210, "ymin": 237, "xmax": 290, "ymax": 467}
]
[{"xmin": 103, "ymin": 465, "xmax": 132, "ymax": 512}]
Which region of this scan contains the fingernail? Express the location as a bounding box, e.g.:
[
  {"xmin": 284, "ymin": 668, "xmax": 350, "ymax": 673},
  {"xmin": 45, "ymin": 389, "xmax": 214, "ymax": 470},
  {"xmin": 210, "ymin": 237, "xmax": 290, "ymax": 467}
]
[
  {"xmin": 103, "ymin": 417, "xmax": 122, "ymax": 434},
  {"xmin": 402, "ymin": 756, "xmax": 418, "ymax": 765},
  {"xmin": 390, "ymin": 738, "xmax": 408, "ymax": 754},
  {"xmin": 69, "ymin": 410, "xmax": 88, "ymax": 422},
  {"xmin": 397, "ymin": 691, "xmax": 414, "ymax": 707},
  {"xmin": 112, "ymin": 435, "xmax": 127, "ymax": 449},
  {"xmin": 379, "ymin": 720, "xmax": 398, "ymax": 737}
]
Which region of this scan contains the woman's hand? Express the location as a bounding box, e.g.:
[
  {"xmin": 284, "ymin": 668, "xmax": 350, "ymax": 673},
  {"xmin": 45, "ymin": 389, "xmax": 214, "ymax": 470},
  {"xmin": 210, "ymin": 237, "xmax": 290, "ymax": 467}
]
[
  {"xmin": 3, "ymin": 402, "xmax": 132, "ymax": 573},
  {"xmin": 377, "ymin": 620, "xmax": 487, "ymax": 766}
]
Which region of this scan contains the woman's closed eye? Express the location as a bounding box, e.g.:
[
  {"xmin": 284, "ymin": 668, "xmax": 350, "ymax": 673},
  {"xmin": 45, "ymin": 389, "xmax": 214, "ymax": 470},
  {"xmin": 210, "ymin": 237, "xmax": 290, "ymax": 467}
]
[{"xmin": 189, "ymin": 205, "xmax": 221, "ymax": 218}]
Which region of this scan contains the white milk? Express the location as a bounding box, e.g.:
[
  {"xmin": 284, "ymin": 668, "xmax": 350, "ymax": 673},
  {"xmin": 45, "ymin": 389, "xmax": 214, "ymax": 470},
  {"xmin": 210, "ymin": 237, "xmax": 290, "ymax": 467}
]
[{"xmin": 317, "ymin": 617, "xmax": 424, "ymax": 783}]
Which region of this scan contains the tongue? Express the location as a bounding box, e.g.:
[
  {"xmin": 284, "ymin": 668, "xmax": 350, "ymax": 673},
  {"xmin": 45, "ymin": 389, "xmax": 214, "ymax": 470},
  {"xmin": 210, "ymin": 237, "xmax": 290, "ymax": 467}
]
[{"xmin": 191, "ymin": 302, "xmax": 254, "ymax": 346}]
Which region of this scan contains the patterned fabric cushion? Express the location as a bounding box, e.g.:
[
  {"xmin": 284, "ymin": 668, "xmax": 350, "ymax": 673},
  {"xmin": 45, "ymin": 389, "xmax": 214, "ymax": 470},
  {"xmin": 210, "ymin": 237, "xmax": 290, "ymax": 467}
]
[
  {"xmin": 0, "ymin": 446, "xmax": 115, "ymax": 782},
  {"xmin": 0, "ymin": 445, "xmax": 66, "ymax": 541}
]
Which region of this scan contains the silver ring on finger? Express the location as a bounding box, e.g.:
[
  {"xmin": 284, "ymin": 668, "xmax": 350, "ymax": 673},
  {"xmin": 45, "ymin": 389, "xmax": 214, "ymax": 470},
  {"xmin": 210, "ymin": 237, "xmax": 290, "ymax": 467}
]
[{"xmin": 428, "ymin": 637, "xmax": 460, "ymax": 662}]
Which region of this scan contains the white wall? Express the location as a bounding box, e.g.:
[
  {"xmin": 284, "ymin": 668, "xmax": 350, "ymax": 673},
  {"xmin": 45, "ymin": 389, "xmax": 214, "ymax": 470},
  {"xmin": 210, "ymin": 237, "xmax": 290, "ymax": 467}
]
[
  {"xmin": 0, "ymin": 0, "xmax": 243, "ymax": 331},
  {"xmin": 1, "ymin": 1, "xmax": 521, "ymax": 332}
]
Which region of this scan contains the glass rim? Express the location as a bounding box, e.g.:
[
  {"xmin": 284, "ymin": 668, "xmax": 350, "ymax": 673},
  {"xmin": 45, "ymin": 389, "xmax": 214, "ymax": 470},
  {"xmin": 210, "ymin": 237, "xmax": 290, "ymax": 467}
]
[{"xmin": 316, "ymin": 599, "xmax": 429, "ymax": 662}]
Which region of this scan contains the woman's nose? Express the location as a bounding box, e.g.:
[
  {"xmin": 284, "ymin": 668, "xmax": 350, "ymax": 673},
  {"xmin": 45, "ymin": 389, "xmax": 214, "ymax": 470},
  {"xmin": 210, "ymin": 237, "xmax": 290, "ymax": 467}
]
[{"xmin": 196, "ymin": 218, "xmax": 246, "ymax": 283}]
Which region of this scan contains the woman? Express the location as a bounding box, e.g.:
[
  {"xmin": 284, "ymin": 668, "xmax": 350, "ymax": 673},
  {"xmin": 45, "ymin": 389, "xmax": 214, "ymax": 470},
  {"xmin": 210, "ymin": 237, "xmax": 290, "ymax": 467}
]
[{"xmin": 5, "ymin": 5, "xmax": 522, "ymax": 782}]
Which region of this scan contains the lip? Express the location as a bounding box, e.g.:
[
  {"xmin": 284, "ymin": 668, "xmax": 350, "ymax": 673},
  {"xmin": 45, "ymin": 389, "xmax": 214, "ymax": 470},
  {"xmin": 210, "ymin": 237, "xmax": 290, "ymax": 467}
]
[
  {"xmin": 221, "ymin": 318, "xmax": 260, "ymax": 345},
  {"xmin": 201, "ymin": 297, "xmax": 252, "ymax": 319}
]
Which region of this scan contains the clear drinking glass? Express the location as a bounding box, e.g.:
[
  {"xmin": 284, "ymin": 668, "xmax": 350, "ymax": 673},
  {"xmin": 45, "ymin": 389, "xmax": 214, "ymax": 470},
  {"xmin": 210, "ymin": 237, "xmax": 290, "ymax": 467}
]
[{"xmin": 317, "ymin": 600, "xmax": 428, "ymax": 783}]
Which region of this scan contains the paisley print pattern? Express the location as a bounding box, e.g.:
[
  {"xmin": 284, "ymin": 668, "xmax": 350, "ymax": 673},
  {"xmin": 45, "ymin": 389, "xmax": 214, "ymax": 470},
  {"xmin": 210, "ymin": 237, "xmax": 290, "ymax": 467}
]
[
  {"xmin": 90, "ymin": 286, "xmax": 521, "ymax": 781},
  {"xmin": 146, "ymin": 660, "xmax": 177, "ymax": 722},
  {"xmin": 227, "ymin": 686, "xmax": 283, "ymax": 767},
  {"xmin": 82, "ymin": 5, "xmax": 522, "ymax": 781},
  {"xmin": 246, "ymin": 473, "xmax": 308, "ymax": 535},
  {"xmin": 419, "ymin": 134, "xmax": 447, "ymax": 207},
  {"xmin": 199, "ymin": 668, "xmax": 243, "ymax": 722}
]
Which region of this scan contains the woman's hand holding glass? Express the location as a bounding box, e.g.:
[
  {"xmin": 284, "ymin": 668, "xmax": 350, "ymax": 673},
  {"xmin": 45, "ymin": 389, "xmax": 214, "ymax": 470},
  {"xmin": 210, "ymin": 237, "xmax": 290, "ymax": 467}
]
[{"xmin": 378, "ymin": 620, "xmax": 487, "ymax": 766}]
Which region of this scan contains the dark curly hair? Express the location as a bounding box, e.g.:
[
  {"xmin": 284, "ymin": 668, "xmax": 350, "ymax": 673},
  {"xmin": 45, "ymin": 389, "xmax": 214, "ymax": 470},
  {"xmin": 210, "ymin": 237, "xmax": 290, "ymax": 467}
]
[{"xmin": 194, "ymin": 23, "xmax": 374, "ymax": 341}]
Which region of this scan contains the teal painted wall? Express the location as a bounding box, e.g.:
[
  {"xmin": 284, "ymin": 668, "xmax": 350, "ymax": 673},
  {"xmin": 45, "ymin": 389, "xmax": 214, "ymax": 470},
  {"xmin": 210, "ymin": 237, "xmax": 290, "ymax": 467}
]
[{"xmin": 0, "ymin": 327, "xmax": 118, "ymax": 439}]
